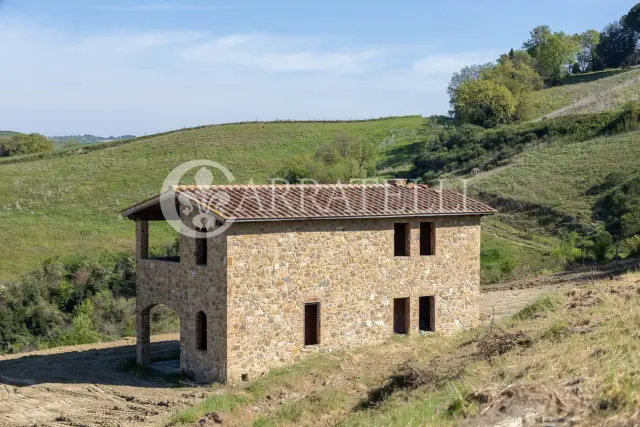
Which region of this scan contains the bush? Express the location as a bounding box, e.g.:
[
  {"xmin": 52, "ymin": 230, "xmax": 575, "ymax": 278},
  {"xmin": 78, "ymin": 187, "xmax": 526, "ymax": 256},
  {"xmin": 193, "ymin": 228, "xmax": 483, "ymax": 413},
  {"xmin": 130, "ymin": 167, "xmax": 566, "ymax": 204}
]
[
  {"xmin": 0, "ymin": 253, "xmax": 172, "ymax": 355},
  {"xmin": 591, "ymin": 230, "xmax": 614, "ymax": 262},
  {"xmin": 0, "ymin": 133, "xmax": 53, "ymax": 157}
]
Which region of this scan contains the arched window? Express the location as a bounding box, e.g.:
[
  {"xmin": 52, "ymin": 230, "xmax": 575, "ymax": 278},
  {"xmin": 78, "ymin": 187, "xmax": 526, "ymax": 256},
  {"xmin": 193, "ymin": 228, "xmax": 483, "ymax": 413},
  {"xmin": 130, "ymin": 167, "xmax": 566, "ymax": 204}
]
[{"xmin": 196, "ymin": 311, "xmax": 207, "ymax": 351}]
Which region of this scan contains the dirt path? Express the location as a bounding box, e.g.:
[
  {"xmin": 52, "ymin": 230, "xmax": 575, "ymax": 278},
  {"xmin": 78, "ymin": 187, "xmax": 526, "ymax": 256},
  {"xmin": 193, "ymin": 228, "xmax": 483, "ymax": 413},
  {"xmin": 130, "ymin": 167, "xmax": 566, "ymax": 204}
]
[{"xmin": 0, "ymin": 334, "xmax": 212, "ymax": 427}]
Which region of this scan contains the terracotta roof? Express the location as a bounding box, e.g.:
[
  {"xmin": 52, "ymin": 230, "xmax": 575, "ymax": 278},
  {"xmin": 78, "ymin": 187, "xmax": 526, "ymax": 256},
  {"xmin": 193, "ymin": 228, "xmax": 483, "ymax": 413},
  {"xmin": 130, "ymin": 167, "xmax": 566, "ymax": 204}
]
[{"xmin": 123, "ymin": 184, "xmax": 496, "ymax": 222}]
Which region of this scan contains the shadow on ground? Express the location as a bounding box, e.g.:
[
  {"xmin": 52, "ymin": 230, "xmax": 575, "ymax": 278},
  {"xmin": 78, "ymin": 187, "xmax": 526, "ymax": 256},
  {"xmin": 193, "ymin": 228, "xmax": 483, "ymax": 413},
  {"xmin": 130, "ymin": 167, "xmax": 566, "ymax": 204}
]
[
  {"xmin": 0, "ymin": 339, "xmax": 181, "ymax": 388},
  {"xmin": 558, "ymin": 69, "xmax": 627, "ymax": 86}
]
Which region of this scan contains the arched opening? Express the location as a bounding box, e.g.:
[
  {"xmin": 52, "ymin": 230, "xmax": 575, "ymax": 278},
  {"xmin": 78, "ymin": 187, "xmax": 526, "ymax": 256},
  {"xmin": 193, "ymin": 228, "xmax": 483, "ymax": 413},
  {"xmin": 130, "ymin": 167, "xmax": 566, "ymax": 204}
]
[
  {"xmin": 196, "ymin": 311, "xmax": 207, "ymax": 351},
  {"xmin": 137, "ymin": 304, "xmax": 181, "ymax": 374}
]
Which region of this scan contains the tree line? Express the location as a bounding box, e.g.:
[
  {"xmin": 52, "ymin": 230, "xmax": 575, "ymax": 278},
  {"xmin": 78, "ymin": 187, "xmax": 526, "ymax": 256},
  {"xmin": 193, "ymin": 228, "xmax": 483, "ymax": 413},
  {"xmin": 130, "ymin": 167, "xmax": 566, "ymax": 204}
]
[
  {"xmin": 448, "ymin": 3, "xmax": 640, "ymax": 128},
  {"xmin": 0, "ymin": 133, "xmax": 53, "ymax": 157}
]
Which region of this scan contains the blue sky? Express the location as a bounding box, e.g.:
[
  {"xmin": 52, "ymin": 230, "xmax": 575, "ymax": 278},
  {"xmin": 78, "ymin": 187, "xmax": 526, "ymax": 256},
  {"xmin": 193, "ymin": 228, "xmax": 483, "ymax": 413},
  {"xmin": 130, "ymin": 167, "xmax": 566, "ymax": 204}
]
[{"xmin": 0, "ymin": 0, "xmax": 634, "ymax": 135}]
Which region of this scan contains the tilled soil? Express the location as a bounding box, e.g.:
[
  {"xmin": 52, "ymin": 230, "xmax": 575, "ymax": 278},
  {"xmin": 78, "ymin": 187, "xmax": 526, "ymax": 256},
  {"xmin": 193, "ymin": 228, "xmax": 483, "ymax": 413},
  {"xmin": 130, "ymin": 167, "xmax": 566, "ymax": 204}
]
[{"xmin": 0, "ymin": 334, "xmax": 212, "ymax": 427}]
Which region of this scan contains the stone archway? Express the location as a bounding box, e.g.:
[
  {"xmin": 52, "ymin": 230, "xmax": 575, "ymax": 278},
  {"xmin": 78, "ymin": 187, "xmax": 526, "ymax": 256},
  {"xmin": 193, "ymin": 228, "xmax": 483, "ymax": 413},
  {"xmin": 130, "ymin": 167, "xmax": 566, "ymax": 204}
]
[{"xmin": 136, "ymin": 303, "xmax": 180, "ymax": 367}]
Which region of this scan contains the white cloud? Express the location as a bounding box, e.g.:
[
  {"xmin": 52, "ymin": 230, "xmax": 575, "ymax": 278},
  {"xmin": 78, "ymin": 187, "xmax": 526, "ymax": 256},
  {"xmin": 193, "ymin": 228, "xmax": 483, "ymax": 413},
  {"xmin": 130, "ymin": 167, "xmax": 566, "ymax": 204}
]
[
  {"xmin": 413, "ymin": 52, "xmax": 498, "ymax": 76},
  {"xmin": 92, "ymin": 2, "xmax": 232, "ymax": 12},
  {"xmin": 181, "ymin": 34, "xmax": 380, "ymax": 73},
  {"xmin": 0, "ymin": 22, "xmax": 489, "ymax": 135}
]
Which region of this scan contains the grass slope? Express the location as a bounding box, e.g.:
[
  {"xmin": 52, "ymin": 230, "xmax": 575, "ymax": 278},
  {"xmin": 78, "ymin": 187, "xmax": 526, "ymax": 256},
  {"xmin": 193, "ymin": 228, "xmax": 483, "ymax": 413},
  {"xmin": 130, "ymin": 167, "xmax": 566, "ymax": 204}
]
[
  {"xmin": 166, "ymin": 273, "xmax": 640, "ymax": 426},
  {"xmin": 526, "ymin": 67, "xmax": 640, "ymax": 120},
  {"xmin": 0, "ymin": 117, "xmax": 425, "ymax": 279},
  {"xmin": 467, "ymin": 130, "xmax": 640, "ymax": 235}
]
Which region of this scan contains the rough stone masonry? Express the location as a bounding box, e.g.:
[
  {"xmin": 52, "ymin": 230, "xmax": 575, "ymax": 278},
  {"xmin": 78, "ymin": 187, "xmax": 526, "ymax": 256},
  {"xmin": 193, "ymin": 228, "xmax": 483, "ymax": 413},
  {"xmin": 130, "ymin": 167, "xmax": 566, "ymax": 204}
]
[{"xmin": 124, "ymin": 183, "xmax": 495, "ymax": 384}]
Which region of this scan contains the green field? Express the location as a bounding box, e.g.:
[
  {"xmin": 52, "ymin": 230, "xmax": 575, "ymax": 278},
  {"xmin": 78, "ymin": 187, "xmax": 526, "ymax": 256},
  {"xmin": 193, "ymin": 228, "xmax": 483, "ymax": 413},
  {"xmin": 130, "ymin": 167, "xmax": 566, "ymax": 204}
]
[{"xmin": 0, "ymin": 117, "xmax": 426, "ymax": 279}]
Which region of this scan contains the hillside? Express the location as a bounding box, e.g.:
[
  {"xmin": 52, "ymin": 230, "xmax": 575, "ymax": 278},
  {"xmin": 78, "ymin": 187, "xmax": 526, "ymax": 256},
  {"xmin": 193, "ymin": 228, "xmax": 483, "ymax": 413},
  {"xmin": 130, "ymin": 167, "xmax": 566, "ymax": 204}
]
[
  {"xmin": 0, "ymin": 131, "xmax": 22, "ymax": 137},
  {"xmin": 1, "ymin": 273, "xmax": 638, "ymax": 426},
  {"xmin": 0, "ymin": 117, "xmax": 427, "ymax": 279},
  {"xmin": 48, "ymin": 134, "xmax": 136, "ymax": 144},
  {"xmin": 526, "ymin": 67, "xmax": 640, "ymax": 120},
  {"xmin": 467, "ymin": 130, "xmax": 640, "ymax": 236},
  {"xmin": 163, "ymin": 273, "xmax": 640, "ymax": 426}
]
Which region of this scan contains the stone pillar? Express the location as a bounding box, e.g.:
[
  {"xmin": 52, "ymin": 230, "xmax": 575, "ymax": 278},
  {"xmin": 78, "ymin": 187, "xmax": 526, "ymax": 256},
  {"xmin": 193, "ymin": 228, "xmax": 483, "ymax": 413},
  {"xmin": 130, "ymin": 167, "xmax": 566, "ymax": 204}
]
[
  {"xmin": 136, "ymin": 220, "xmax": 149, "ymax": 260},
  {"xmin": 136, "ymin": 308, "xmax": 151, "ymax": 366}
]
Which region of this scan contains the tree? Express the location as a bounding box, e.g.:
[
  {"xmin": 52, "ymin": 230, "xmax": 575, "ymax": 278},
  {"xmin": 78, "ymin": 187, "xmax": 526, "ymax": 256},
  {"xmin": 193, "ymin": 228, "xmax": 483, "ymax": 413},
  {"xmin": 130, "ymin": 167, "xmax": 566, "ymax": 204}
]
[
  {"xmin": 278, "ymin": 134, "xmax": 381, "ymax": 183},
  {"xmin": 523, "ymin": 25, "xmax": 581, "ymax": 82},
  {"xmin": 623, "ymin": 3, "xmax": 640, "ymax": 33},
  {"xmin": 451, "ymin": 79, "xmax": 516, "ymax": 128},
  {"xmin": 0, "ymin": 133, "xmax": 53, "ymax": 157},
  {"xmin": 575, "ymin": 30, "xmax": 601, "ymax": 72},
  {"xmin": 447, "ymin": 63, "xmax": 494, "ymax": 99},
  {"xmin": 523, "ymin": 25, "xmax": 553, "ymax": 55},
  {"xmin": 596, "ymin": 19, "xmax": 640, "ymax": 69},
  {"xmin": 483, "ymin": 51, "xmax": 543, "ymax": 96}
]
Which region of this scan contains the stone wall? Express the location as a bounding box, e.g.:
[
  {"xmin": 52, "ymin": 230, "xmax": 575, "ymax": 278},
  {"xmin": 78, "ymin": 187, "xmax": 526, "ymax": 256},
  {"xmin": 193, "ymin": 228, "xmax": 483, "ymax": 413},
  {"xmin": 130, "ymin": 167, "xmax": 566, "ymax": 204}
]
[
  {"xmin": 135, "ymin": 214, "xmax": 483, "ymax": 384},
  {"xmin": 135, "ymin": 218, "xmax": 229, "ymax": 383},
  {"xmin": 224, "ymin": 216, "xmax": 481, "ymax": 383}
]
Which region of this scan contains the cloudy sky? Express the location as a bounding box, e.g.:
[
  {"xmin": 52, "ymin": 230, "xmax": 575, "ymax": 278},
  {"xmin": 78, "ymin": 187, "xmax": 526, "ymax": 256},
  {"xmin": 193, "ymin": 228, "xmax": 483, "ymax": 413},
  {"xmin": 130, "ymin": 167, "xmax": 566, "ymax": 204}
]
[{"xmin": 0, "ymin": 0, "xmax": 633, "ymax": 135}]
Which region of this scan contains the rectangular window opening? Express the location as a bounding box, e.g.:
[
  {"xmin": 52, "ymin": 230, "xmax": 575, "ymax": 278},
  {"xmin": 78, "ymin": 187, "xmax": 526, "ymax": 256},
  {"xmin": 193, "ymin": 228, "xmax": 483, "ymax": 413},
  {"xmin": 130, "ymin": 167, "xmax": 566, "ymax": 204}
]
[
  {"xmin": 304, "ymin": 302, "xmax": 320, "ymax": 346},
  {"xmin": 394, "ymin": 223, "xmax": 410, "ymax": 257},
  {"xmin": 420, "ymin": 222, "xmax": 435, "ymax": 256},
  {"xmin": 393, "ymin": 297, "xmax": 410, "ymax": 334},
  {"xmin": 419, "ymin": 296, "xmax": 436, "ymax": 332},
  {"xmin": 195, "ymin": 229, "xmax": 208, "ymax": 266}
]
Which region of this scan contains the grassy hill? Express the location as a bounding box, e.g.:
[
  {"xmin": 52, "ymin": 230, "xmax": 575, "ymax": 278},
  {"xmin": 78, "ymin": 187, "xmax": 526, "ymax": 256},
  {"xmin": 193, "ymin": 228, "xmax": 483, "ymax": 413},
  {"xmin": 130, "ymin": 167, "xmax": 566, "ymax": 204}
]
[
  {"xmin": 0, "ymin": 117, "xmax": 427, "ymax": 279},
  {"xmin": 0, "ymin": 131, "xmax": 21, "ymax": 137},
  {"xmin": 166, "ymin": 273, "xmax": 640, "ymax": 426},
  {"xmin": 467, "ymin": 130, "xmax": 640, "ymax": 236},
  {"xmin": 0, "ymin": 116, "xmax": 555, "ymax": 282},
  {"xmin": 525, "ymin": 67, "xmax": 640, "ymax": 120}
]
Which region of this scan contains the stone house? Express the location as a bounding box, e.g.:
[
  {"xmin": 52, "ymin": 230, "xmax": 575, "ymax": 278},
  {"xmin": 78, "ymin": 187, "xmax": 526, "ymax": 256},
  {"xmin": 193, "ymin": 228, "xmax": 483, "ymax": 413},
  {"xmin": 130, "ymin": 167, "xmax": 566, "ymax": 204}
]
[{"xmin": 122, "ymin": 181, "xmax": 495, "ymax": 384}]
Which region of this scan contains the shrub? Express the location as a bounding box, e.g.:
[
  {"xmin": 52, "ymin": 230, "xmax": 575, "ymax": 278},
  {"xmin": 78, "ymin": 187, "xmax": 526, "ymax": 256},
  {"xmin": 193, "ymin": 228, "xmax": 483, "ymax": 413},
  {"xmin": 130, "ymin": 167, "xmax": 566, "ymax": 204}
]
[{"xmin": 0, "ymin": 133, "xmax": 53, "ymax": 157}]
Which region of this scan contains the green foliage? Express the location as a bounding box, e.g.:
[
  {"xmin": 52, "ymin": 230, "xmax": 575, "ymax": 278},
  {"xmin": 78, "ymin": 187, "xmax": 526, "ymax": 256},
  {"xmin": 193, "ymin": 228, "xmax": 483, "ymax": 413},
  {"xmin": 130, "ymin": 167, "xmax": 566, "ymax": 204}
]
[
  {"xmin": 524, "ymin": 26, "xmax": 580, "ymax": 83},
  {"xmin": 278, "ymin": 133, "xmax": 381, "ymax": 183},
  {"xmin": 484, "ymin": 51, "xmax": 543, "ymax": 97},
  {"xmin": 451, "ymin": 79, "xmax": 517, "ymax": 128},
  {"xmin": 0, "ymin": 133, "xmax": 53, "ymax": 157},
  {"xmin": 575, "ymin": 30, "xmax": 601, "ymax": 73},
  {"xmin": 446, "ymin": 63, "xmax": 494, "ymax": 99},
  {"xmin": 596, "ymin": 20, "xmax": 639, "ymax": 69},
  {"xmin": 596, "ymin": 176, "xmax": 640, "ymax": 257},
  {"xmin": 0, "ymin": 254, "xmax": 174, "ymax": 355},
  {"xmin": 513, "ymin": 294, "xmax": 559, "ymax": 321},
  {"xmin": 168, "ymin": 393, "xmax": 252, "ymax": 426},
  {"xmin": 591, "ymin": 230, "xmax": 614, "ymax": 262},
  {"xmin": 624, "ymin": 3, "xmax": 640, "ymax": 33},
  {"xmin": 552, "ymin": 232, "xmax": 584, "ymax": 265}
]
